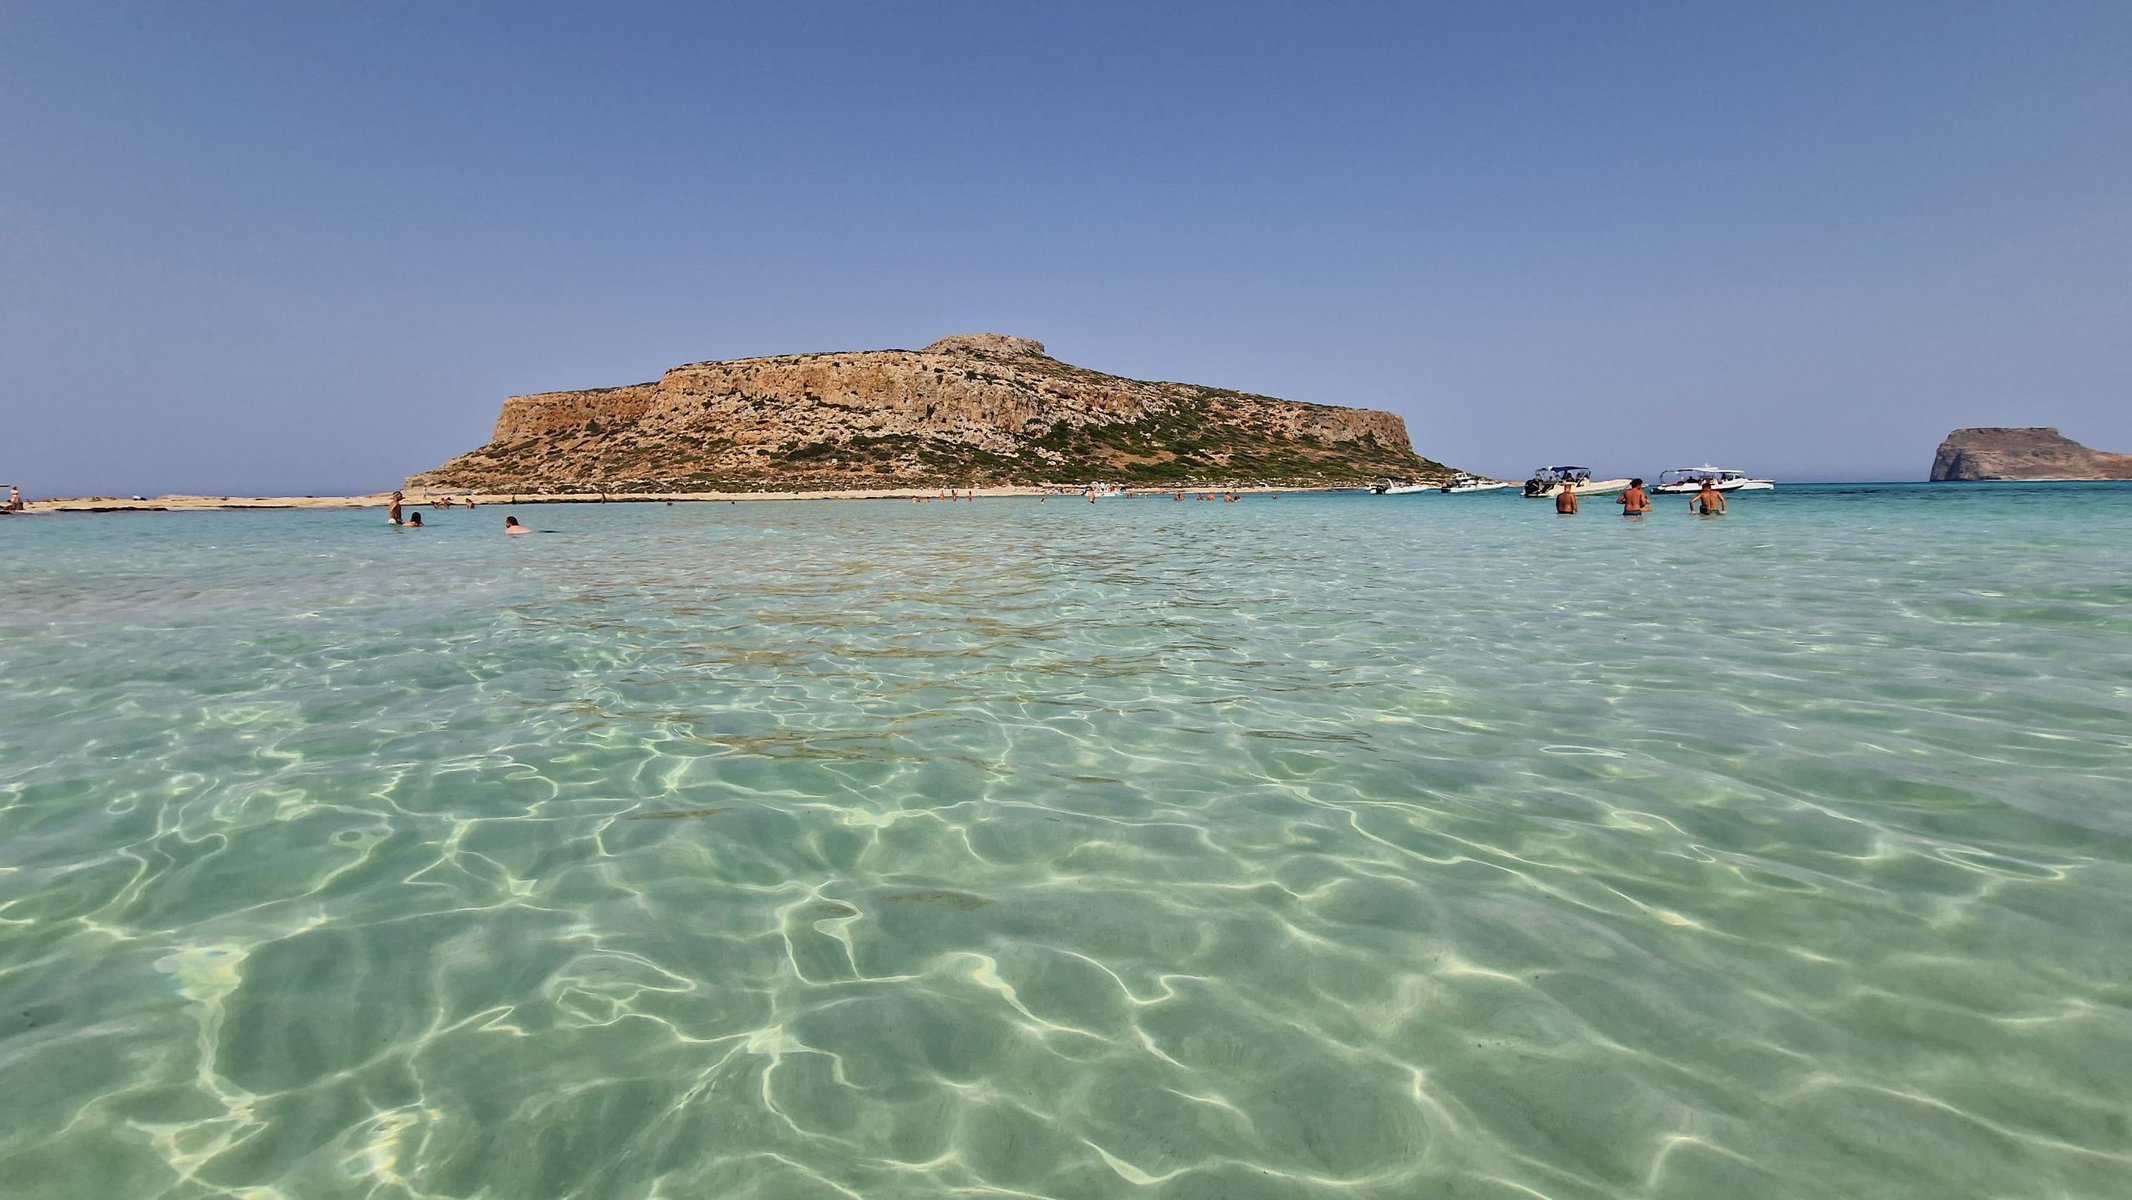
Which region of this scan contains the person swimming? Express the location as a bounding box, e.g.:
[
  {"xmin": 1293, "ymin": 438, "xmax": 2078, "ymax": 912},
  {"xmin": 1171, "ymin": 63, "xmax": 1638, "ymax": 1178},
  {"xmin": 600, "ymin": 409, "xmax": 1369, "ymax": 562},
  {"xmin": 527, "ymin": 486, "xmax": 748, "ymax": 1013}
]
[
  {"xmin": 1618, "ymin": 478, "xmax": 1651, "ymax": 515},
  {"xmin": 405, "ymin": 511, "xmax": 423, "ymax": 528},
  {"xmin": 1694, "ymin": 478, "xmax": 1727, "ymax": 516},
  {"xmin": 1555, "ymin": 482, "xmax": 1579, "ymax": 514},
  {"xmin": 505, "ymin": 516, "xmax": 529, "ymax": 536}
]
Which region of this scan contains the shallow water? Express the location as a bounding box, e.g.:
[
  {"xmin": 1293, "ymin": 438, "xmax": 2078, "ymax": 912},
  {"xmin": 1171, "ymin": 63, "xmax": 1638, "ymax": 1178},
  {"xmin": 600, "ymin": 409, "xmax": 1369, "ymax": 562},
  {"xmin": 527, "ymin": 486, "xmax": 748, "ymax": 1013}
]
[{"xmin": 3, "ymin": 483, "xmax": 2129, "ymax": 1198}]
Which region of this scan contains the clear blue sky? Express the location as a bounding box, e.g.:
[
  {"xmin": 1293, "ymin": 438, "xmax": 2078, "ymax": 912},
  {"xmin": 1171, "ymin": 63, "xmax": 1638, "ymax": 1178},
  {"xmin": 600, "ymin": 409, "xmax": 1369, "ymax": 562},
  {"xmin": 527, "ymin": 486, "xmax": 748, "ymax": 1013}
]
[{"xmin": 6, "ymin": 1, "xmax": 2128, "ymax": 493}]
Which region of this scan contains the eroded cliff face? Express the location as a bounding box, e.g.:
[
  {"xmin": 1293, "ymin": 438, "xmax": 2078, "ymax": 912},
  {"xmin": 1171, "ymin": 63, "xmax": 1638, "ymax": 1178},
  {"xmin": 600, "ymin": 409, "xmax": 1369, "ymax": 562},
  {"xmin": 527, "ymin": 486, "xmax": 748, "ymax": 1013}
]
[
  {"xmin": 1930, "ymin": 427, "xmax": 2132, "ymax": 481},
  {"xmin": 493, "ymin": 383, "xmax": 660, "ymax": 442},
  {"xmin": 409, "ymin": 334, "xmax": 1443, "ymax": 492}
]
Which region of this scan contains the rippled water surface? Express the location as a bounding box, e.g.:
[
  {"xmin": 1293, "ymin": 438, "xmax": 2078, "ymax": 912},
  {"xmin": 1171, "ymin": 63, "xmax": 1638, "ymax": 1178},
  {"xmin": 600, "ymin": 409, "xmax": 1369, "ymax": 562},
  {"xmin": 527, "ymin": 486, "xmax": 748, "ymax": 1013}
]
[{"xmin": 4, "ymin": 484, "xmax": 2130, "ymax": 1198}]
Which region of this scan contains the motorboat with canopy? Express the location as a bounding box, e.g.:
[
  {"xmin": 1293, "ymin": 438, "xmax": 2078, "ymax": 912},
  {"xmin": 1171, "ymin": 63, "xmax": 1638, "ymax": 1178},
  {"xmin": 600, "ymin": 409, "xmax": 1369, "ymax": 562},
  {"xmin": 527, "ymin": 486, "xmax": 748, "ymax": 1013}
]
[{"xmin": 1522, "ymin": 466, "xmax": 1631, "ymax": 498}]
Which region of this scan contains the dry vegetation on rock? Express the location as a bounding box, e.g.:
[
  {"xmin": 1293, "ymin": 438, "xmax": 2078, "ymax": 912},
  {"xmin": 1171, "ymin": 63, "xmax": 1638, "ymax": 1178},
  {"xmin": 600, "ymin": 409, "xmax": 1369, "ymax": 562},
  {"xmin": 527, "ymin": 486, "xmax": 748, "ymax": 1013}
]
[{"xmin": 409, "ymin": 333, "xmax": 1449, "ymax": 493}]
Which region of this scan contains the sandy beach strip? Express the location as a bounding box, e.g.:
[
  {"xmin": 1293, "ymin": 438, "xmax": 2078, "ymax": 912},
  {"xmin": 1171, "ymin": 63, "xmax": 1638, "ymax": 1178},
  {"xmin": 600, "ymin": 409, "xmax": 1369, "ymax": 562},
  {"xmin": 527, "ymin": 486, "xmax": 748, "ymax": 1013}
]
[{"xmin": 16, "ymin": 483, "xmax": 1351, "ymax": 514}]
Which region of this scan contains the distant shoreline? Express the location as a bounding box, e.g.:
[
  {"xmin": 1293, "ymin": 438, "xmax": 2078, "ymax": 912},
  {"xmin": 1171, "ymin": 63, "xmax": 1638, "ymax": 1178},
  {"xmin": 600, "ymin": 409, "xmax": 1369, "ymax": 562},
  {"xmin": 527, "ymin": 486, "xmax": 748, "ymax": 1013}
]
[
  {"xmin": 15, "ymin": 484, "xmax": 1350, "ymax": 514},
  {"xmin": 18, "ymin": 478, "xmax": 2132, "ymax": 515}
]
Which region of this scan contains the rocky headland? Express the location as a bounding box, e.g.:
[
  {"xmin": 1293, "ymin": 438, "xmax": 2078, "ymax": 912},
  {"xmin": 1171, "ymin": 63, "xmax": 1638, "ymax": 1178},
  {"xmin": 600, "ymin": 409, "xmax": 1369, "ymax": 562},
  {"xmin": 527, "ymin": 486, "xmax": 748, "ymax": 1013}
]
[
  {"xmin": 408, "ymin": 334, "xmax": 1445, "ymax": 493},
  {"xmin": 1929, "ymin": 427, "xmax": 2132, "ymax": 481}
]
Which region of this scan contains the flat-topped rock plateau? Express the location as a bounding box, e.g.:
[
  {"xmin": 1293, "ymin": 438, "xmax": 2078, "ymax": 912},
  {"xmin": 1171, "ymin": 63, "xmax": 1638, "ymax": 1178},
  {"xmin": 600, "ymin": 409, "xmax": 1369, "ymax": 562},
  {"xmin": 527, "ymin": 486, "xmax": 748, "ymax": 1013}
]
[
  {"xmin": 1930, "ymin": 427, "xmax": 2132, "ymax": 481},
  {"xmin": 408, "ymin": 334, "xmax": 1445, "ymax": 493}
]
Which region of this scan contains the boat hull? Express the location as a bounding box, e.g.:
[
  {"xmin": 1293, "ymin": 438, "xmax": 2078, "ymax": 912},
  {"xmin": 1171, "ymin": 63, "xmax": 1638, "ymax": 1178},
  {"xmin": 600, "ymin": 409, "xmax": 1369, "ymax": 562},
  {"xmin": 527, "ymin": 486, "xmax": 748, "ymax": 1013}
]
[{"xmin": 1525, "ymin": 478, "xmax": 1632, "ymax": 497}]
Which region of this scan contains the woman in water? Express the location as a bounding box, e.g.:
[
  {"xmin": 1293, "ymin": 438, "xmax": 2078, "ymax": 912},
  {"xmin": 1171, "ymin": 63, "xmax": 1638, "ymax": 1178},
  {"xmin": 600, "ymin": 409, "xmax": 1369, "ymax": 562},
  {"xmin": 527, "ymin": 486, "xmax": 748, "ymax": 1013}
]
[{"xmin": 505, "ymin": 516, "xmax": 529, "ymax": 536}]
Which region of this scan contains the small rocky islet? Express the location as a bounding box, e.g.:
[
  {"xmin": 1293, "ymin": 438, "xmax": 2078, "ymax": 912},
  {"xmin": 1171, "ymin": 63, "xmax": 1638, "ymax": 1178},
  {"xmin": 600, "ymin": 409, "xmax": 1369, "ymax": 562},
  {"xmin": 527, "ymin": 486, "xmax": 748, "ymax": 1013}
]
[{"xmin": 1930, "ymin": 426, "xmax": 2132, "ymax": 481}]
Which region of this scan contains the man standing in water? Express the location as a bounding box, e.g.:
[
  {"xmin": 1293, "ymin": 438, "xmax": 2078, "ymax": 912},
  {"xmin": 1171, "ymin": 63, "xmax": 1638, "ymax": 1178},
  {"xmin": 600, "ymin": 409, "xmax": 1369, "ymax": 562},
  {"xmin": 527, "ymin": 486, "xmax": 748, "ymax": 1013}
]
[
  {"xmin": 1555, "ymin": 482, "xmax": 1579, "ymax": 514},
  {"xmin": 1693, "ymin": 478, "xmax": 1727, "ymax": 516},
  {"xmin": 1618, "ymin": 478, "xmax": 1651, "ymax": 515},
  {"xmin": 388, "ymin": 490, "xmax": 404, "ymax": 525}
]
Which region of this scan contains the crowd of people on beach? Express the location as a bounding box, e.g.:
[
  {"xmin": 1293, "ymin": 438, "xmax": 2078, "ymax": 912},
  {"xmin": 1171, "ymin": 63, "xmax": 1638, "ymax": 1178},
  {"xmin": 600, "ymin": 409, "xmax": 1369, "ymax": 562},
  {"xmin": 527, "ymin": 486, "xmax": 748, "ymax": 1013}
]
[{"xmin": 917, "ymin": 487, "xmax": 1249, "ymax": 504}]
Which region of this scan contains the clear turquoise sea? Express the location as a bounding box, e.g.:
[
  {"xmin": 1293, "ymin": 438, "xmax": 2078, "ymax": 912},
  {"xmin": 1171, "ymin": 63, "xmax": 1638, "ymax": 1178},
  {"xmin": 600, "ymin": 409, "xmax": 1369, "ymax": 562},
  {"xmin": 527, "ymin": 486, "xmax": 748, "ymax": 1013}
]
[{"xmin": 3, "ymin": 483, "xmax": 2129, "ymax": 1198}]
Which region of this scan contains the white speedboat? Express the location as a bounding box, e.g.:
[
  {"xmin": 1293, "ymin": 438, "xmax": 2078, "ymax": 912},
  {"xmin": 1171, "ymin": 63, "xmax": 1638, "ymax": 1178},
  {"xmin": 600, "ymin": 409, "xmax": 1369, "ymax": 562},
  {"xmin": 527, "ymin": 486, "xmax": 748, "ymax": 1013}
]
[
  {"xmin": 1439, "ymin": 473, "xmax": 1516, "ymax": 494},
  {"xmin": 1082, "ymin": 483, "xmax": 1128, "ymax": 499},
  {"xmin": 1653, "ymin": 467, "xmax": 1775, "ymax": 494},
  {"xmin": 1370, "ymin": 480, "xmax": 1432, "ymax": 495},
  {"xmin": 1521, "ymin": 466, "xmax": 1631, "ymax": 497}
]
